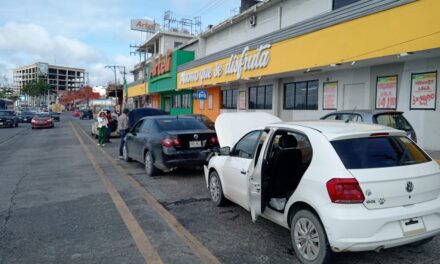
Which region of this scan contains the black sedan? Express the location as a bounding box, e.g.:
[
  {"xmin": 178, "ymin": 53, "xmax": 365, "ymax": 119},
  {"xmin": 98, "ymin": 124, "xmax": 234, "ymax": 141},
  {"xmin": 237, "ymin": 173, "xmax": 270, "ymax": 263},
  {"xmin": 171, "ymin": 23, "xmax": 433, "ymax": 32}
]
[
  {"xmin": 124, "ymin": 116, "xmax": 219, "ymax": 176},
  {"xmin": 18, "ymin": 111, "xmax": 35, "ymax": 123},
  {"xmin": 80, "ymin": 109, "xmax": 93, "ymax": 120},
  {"xmin": 50, "ymin": 111, "xmax": 61, "ymax": 122},
  {"xmin": 0, "ymin": 110, "xmax": 18, "ymax": 128}
]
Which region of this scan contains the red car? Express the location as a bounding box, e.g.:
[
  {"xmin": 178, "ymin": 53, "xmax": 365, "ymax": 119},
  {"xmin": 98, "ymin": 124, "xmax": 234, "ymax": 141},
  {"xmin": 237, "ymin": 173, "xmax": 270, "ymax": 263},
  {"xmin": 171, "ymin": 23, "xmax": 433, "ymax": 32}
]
[
  {"xmin": 72, "ymin": 110, "xmax": 81, "ymax": 117},
  {"xmin": 31, "ymin": 113, "xmax": 54, "ymax": 129}
]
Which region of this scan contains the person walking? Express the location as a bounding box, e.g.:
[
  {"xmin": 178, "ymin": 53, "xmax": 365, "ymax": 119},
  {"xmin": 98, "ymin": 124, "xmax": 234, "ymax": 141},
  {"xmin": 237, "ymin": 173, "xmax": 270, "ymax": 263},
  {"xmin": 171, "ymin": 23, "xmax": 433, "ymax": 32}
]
[
  {"xmin": 117, "ymin": 108, "xmax": 130, "ymax": 159},
  {"xmin": 104, "ymin": 110, "xmax": 112, "ymax": 143},
  {"xmin": 97, "ymin": 111, "xmax": 108, "ymax": 146}
]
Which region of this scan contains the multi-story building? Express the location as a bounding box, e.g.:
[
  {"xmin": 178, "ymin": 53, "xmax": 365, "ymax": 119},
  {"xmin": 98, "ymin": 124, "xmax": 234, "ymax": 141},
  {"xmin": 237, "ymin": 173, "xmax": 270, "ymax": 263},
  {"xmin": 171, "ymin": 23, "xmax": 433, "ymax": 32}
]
[{"xmin": 14, "ymin": 62, "xmax": 85, "ymax": 102}]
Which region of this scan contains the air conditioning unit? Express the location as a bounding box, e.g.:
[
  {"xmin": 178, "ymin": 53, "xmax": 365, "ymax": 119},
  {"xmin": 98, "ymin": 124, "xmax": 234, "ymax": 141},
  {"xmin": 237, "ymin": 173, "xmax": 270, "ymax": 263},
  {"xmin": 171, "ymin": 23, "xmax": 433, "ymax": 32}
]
[{"xmin": 249, "ymin": 15, "xmax": 257, "ymax": 27}]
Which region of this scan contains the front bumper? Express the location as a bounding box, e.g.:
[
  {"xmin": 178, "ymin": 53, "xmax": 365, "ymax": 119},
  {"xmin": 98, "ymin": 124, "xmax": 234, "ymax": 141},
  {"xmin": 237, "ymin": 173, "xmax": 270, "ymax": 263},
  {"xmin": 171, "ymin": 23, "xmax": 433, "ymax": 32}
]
[
  {"xmin": 32, "ymin": 122, "xmax": 53, "ymax": 128},
  {"xmin": 318, "ymin": 196, "xmax": 440, "ymax": 252},
  {"xmin": 0, "ymin": 120, "xmax": 14, "ymax": 127}
]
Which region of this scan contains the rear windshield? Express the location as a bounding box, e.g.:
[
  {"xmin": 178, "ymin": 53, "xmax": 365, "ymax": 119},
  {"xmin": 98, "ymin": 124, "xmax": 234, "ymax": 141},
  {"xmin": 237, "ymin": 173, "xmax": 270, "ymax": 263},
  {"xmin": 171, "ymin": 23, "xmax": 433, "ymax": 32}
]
[
  {"xmin": 0, "ymin": 111, "xmax": 14, "ymax": 116},
  {"xmin": 332, "ymin": 136, "xmax": 431, "ymax": 169},
  {"xmin": 156, "ymin": 118, "xmax": 207, "ymax": 131},
  {"xmin": 375, "ymin": 114, "xmax": 412, "ymax": 131}
]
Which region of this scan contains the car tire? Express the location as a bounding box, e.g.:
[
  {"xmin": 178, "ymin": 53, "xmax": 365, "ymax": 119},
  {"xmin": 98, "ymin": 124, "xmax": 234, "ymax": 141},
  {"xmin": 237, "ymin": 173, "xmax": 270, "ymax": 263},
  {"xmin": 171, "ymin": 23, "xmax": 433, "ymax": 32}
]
[
  {"xmin": 290, "ymin": 209, "xmax": 332, "ymax": 264},
  {"xmin": 409, "ymin": 236, "xmax": 435, "ymax": 247},
  {"xmin": 209, "ymin": 170, "xmax": 227, "ymax": 207},
  {"xmin": 123, "ymin": 145, "xmax": 132, "ymax": 162},
  {"xmin": 144, "ymin": 151, "xmax": 158, "ymax": 176}
]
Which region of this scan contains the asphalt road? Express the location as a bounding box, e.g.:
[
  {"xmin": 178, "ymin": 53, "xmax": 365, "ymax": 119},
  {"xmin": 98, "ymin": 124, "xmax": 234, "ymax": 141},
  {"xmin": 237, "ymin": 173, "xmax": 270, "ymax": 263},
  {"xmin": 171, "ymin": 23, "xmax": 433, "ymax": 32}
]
[{"xmin": 0, "ymin": 113, "xmax": 439, "ymax": 264}]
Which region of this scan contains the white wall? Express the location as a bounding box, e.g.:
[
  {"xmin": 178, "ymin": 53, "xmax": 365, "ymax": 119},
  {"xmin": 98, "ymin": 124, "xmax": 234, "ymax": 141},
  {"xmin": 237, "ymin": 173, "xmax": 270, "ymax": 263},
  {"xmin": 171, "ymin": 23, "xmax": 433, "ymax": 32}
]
[{"xmin": 205, "ymin": 0, "xmax": 332, "ymax": 55}]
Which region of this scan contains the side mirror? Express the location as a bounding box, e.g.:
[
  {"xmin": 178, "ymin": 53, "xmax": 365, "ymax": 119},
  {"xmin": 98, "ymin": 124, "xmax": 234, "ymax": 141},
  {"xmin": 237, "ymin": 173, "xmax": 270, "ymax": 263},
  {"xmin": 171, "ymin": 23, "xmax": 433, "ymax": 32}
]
[{"xmin": 219, "ymin": 146, "xmax": 231, "ymax": 156}]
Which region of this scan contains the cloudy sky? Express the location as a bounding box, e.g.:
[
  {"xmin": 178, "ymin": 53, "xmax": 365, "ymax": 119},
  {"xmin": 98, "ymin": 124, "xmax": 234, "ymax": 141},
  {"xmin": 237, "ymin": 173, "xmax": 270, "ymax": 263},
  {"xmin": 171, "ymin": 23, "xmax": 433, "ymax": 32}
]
[{"xmin": 0, "ymin": 0, "xmax": 240, "ymax": 87}]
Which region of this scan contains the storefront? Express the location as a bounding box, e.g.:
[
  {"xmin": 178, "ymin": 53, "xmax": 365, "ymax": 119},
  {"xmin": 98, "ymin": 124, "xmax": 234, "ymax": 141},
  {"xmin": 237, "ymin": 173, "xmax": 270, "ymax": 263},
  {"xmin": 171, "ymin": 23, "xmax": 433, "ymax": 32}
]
[
  {"xmin": 192, "ymin": 87, "xmax": 222, "ymax": 121},
  {"xmin": 177, "ymin": 0, "xmax": 440, "ymax": 150},
  {"xmin": 127, "ymin": 80, "xmax": 148, "ymax": 109},
  {"xmin": 148, "ymin": 50, "xmax": 195, "ymax": 115}
]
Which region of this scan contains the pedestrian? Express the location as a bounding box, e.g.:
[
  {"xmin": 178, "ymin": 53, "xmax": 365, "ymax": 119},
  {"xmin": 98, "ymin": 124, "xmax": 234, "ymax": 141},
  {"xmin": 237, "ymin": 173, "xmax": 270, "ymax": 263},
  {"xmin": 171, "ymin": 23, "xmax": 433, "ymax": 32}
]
[
  {"xmin": 117, "ymin": 108, "xmax": 130, "ymax": 159},
  {"xmin": 97, "ymin": 111, "xmax": 108, "ymax": 147},
  {"xmin": 105, "ymin": 110, "xmax": 112, "ymax": 143}
]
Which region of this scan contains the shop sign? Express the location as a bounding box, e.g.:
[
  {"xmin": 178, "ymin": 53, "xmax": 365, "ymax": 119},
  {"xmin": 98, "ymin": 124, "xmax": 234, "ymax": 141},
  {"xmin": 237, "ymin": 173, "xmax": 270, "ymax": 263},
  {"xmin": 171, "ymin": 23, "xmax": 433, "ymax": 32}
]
[
  {"xmin": 410, "ymin": 72, "xmax": 437, "ymax": 110},
  {"xmin": 180, "ymin": 44, "xmax": 271, "ymax": 85},
  {"xmin": 150, "ymin": 50, "xmax": 172, "ymax": 79},
  {"xmin": 323, "ymin": 82, "xmax": 338, "ymax": 110},
  {"xmin": 376, "ymin": 75, "xmax": 397, "ymax": 109},
  {"xmin": 131, "ymin": 19, "xmax": 159, "ymax": 33}
]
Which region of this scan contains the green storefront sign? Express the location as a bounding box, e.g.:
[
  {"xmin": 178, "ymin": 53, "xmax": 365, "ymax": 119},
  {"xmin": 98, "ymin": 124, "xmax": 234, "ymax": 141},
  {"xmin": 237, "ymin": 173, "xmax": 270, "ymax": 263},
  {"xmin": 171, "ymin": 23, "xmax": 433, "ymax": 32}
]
[{"xmin": 148, "ymin": 50, "xmax": 194, "ymax": 115}]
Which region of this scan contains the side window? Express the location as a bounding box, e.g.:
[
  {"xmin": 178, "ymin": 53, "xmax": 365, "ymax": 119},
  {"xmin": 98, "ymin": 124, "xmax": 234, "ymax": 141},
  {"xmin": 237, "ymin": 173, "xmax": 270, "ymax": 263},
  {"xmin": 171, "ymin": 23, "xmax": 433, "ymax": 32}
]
[
  {"xmin": 340, "ymin": 114, "xmax": 362, "ymax": 122},
  {"xmin": 132, "ymin": 120, "xmax": 144, "ymax": 134},
  {"xmin": 141, "ymin": 120, "xmax": 151, "ymax": 133},
  {"xmin": 268, "ymin": 130, "xmax": 313, "ymax": 166},
  {"xmin": 232, "ymin": 130, "xmax": 262, "ymax": 159},
  {"xmin": 323, "ymin": 114, "xmax": 338, "ymax": 120}
]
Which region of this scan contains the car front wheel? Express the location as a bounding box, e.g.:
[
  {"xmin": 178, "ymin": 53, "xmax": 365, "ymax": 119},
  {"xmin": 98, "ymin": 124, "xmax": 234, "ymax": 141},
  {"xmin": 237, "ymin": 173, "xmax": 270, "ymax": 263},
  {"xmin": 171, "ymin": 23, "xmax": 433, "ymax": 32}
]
[
  {"xmin": 144, "ymin": 151, "xmax": 158, "ymax": 176},
  {"xmin": 291, "ymin": 209, "xmax": 332, "ymax": 264},
  {"xmin": 123, "ymin": 145, "xmax": 132, "ymax": 162},
  {"xmin": 209, "ymin": 171, "xmax": 226, "ymax": 207}
]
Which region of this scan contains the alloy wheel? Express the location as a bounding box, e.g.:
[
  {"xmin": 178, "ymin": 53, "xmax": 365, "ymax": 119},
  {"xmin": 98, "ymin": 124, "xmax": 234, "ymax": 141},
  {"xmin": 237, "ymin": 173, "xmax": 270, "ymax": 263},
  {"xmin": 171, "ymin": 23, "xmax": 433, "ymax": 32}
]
[
  {"xmin": 210, "ymin": 175, "xmax": 220, "ymax": 202},
  {"xmin": 294, "ymin": 217, "xmax": 320, "ymax": 261}
]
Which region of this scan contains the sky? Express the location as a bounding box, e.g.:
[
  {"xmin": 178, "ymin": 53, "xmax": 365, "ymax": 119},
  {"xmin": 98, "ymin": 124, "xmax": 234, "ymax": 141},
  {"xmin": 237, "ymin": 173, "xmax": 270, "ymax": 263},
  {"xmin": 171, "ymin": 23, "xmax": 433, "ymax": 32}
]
[{"xmin": 0, "ymin": 0, "xmax": 240, "ymax": 87}]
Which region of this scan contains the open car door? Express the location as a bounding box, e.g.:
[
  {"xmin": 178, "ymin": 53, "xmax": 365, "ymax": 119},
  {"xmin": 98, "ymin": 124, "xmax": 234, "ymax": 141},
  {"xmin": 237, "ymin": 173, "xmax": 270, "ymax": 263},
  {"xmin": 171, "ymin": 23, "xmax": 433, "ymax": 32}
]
[{"xmin": 248, "ymin": 128, "xmax": 272, "ymax": 222}]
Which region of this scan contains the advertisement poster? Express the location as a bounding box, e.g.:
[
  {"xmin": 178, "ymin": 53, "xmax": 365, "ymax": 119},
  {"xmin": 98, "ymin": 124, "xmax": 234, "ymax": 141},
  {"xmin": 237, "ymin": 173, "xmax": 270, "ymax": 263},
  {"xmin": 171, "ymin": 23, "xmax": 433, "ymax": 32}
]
[
  {"xmin": 323, "ymin": 82, "xmax": 338, "ymax": 110},
  {"xmin": 376, "ymin": 75, "xmax": 397, "ymax": 109},
  {"xmin": 410, "ymin": 72, "xmax": 437, "ymax": 110},
  {"xmin": 239, "ymin": 91, "xmax": 246, "ymax": 110}
]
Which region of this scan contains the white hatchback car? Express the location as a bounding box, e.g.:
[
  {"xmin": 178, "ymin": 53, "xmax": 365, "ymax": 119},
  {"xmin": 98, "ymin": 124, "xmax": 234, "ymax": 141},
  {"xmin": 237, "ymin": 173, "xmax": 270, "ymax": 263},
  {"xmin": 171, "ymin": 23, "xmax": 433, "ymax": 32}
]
[{"xmin": 204, "ymin": 113, "xmax": 440, "ymax": 264}]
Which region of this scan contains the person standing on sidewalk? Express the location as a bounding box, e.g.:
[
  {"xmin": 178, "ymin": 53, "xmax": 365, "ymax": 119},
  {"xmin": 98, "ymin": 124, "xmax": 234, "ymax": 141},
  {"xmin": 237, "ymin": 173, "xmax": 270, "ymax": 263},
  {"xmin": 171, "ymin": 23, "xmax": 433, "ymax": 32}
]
[
  {"xmin": 117, "ymin": 108, "xmax": 130, "ymax": 159},
  {"xmin": 104, "ymin": 110, "xmax": 112, "ymax": 143},
  {"xmin": 97, "ymin": 111, "xmax": 108, "ymax": 146}
]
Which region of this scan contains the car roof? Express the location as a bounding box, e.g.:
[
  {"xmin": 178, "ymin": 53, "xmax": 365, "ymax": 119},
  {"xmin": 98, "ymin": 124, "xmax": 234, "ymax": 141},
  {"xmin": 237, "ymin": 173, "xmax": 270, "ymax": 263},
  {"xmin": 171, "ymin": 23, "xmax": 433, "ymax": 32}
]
[
  {"xmin": 266, "ymin": 120, "xmax": 404, "ymax": 141},
  {"xmin": 141, "ymin": 115, "xmax": 193, "ymax": 121},
  {"xmin": 324, "ymin": 109, "xmax": 403, "ymax": 115}
]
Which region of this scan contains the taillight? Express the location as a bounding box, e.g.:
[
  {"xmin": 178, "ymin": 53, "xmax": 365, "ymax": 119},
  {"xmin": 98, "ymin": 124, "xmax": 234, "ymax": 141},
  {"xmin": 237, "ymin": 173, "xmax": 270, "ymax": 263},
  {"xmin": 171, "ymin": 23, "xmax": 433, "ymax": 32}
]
[
  {"xmin": 161, "ymin": 137, "xmax": 180, "ymax": 147},
  {"xmin": 210, "ymin": 136, "xmax": 218, "ymax": 144},
  {"xmin": 326, "ymin": 178, "xmax": 364, "ymax": 204}
]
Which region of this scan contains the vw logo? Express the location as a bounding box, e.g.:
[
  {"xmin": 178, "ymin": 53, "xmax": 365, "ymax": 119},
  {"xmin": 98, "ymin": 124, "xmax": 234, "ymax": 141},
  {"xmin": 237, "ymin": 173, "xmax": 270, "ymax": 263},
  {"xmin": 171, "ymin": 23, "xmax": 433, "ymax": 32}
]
[
  {"xmin": 193, "ymin": 134, "xmax": 199, "ymax": 140},
  {"xmin": 406, "ymin": 181, "xmax": 414, "ymax": 193}
]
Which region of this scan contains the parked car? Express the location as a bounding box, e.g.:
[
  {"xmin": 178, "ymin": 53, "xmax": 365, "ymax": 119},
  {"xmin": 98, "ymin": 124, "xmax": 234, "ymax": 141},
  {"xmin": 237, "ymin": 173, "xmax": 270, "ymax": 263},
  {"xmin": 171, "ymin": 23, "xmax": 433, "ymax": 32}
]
[
  {"xmin": 128, "ymin": 107, "xmax": 168, "ymax": 130},
  {"xmin": 0, "ymin": 110, "xmax": 18, "ymax": 128},
  {"xmin": 72, "ymin": 110, "xmax": 81, "ymax": 117},
  {"xmin": 80, "ymin": 109, "xmax": 93, "ymax": 120},
  {"xmin": 124, "ymin": 116, "xmax": 219, "ymax": 176},
  {"xmin": 18, "ymin": 111, "xmax": 35, "ymax": 123},
  {"xmin": 320, "ymin": 110, "xmax": 417, "ymax": 142},
  {"xmin": 31, "ymin": 113, "xmax": 54, "ymax": 129},
  {"xmin": 91, "ymin": 113, "xmax": 119, "ymax": 138},
  {"xmin": 179, "ymin": 114, "xmax": 215, "ymax": 130},
  {"xmin": 205, "ymin": 112, "xmax": 440, "ymax": 264},
  {"xmin": 50, "ymin": 111, "xmax": 61, "ymax": 122}
]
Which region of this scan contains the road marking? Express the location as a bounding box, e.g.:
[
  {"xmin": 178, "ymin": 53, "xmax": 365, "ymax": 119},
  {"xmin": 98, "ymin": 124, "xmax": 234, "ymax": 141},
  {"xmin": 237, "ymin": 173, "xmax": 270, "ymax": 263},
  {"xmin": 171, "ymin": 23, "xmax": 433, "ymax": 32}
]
[
  {"xmin": 75, "ymin": 121, "xmax": 221, "ymax": 264},
  {"xmin": 70, "ymin": 122, "xmax": 163, "ymax": 264}
]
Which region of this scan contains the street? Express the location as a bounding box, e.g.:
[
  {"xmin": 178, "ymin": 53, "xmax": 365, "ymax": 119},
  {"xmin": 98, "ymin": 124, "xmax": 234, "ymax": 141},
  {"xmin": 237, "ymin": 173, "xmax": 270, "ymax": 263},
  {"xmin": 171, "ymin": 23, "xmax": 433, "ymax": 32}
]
[{"xmin": 1, "ymin": 113, "xmax": 439, "ymax": 264}]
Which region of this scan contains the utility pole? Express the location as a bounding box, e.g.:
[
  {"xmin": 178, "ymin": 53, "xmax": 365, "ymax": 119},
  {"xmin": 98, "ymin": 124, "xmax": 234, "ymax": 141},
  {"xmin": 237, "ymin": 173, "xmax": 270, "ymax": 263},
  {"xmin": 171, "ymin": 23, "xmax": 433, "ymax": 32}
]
[
  {"xmin": 118, "ymin": 66, "xmax": 127, "ymax": 108},
  {"xmin": 104, "ymin": 65, "xmax": 119, "ymax": 107}
]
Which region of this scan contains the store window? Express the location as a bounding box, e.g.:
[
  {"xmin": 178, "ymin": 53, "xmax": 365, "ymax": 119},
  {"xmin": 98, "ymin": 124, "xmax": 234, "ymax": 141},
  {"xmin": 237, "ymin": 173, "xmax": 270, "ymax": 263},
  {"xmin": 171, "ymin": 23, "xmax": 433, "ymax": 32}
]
[
  {"xmin": 249, "ymin": 85, "xmax": 273, "ymax": 109},
  {"xmin": 333, "ymin": 0, "xmax": 361, "ymax": 10},
  {"xmin": 182, "ymin": 94, "xmax": 191, "ymax": 109},
  {"xmin": 173, "ymin": 94, "xmax": 181, "ymax": 108},
  {"xmin": 222, "ymin": 89, "xmax": 238, "ymax": 109},
  {"xmin": 284, "ymin": 80, "xmax": 318, "ymax": 110}
]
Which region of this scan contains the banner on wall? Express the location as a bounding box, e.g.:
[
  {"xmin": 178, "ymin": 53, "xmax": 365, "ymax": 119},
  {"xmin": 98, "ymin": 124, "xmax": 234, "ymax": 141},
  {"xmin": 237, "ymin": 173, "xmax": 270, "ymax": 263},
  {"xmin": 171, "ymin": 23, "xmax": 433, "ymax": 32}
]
[
  {"xmin": 410, "ymin": 72, "xmax": 437, "ymax": 110},
  {"xmin": 323, "ymin": 82, "xmax": 338, "ymax": 110},
  {"xmin": 376, "ymin": 75, "xmax": 397, "ymax": 109}
]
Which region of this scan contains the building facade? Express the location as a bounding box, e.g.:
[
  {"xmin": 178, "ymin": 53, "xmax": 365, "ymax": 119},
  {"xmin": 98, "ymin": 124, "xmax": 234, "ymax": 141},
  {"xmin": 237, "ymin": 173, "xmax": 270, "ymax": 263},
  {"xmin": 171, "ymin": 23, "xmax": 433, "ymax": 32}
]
[
  {"xmin": 176, "ymin": 0, "xmax": 440, "ymax": 150},
  {"xmin": 14, "ymin": 62, "xmax": 85, "ymax": 102}
]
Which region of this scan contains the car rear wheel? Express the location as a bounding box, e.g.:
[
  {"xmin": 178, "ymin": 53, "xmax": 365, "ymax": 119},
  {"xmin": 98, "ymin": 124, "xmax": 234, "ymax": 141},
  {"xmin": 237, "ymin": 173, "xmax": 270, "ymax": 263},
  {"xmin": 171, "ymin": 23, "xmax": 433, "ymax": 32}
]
[
  {"xmin": 291, "ymin": 209, "xmax": 332, "ymax": 264},
  {"xmin": 209, "ymin": 171, "xmax": 227, "ymax": 207},
  {"xmin": 144, "ymin": 151, "xmax": 158, "ymax": 176},
  {"xmin": 123, "ymin": 145, "xmax": 132, "ymax": 162}
]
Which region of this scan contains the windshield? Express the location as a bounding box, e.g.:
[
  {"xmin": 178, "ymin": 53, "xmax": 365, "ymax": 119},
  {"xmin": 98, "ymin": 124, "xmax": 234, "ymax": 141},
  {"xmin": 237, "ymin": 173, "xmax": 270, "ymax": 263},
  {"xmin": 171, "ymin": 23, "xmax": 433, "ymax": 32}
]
[
  {"xmin": 34, "ymin": 114, "xmax": 50, "ymax": 118},
  {"xmin": 156, "ymin": 118, "xmax": 207, "ymax": 131},
  {"xmin": 332, "ymin": 136, "xmax": 431, "ymax": 169},
  {"xmin": 375, "ymin": 113, "xmax": 412, "ymax": 131}
]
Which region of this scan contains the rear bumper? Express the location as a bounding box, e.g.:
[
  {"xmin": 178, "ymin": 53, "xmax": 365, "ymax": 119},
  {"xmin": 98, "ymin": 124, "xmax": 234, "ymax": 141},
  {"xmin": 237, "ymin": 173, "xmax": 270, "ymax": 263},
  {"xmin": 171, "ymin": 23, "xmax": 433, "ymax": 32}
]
[
  {"xmin": 318, "ymin": 196, "xmax": 440, "ymax": 252},
  {"xmin": 154, "ymin": 148, "xmax": 210, "ymax": 171}
]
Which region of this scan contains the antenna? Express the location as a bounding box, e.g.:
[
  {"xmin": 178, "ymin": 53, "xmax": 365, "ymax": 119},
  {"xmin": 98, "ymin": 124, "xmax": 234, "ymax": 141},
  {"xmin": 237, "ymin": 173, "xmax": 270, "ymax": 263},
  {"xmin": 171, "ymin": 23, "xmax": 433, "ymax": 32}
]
[{"xmin": 345, "ymin": 106, "xmax": 357, "ymax": 123}]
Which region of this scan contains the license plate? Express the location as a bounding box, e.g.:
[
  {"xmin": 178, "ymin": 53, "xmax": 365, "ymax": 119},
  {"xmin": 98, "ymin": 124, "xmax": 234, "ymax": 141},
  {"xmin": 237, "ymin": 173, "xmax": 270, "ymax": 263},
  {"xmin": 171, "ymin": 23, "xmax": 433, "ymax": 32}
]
[
  {"xmin": 400, "ymin": 217, "xmax": 426, "ymax": 236},
  {"xmin": 189, "ymin": 140, "xmax": 202, "ymax": 148}
]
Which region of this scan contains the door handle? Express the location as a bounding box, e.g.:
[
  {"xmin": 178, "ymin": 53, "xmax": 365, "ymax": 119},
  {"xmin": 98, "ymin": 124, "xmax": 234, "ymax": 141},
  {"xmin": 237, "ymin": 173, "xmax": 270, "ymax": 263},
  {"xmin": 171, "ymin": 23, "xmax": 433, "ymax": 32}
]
[{"xmin": 240, "ymin": 170, "xmax": 246, "ymax": 175}]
